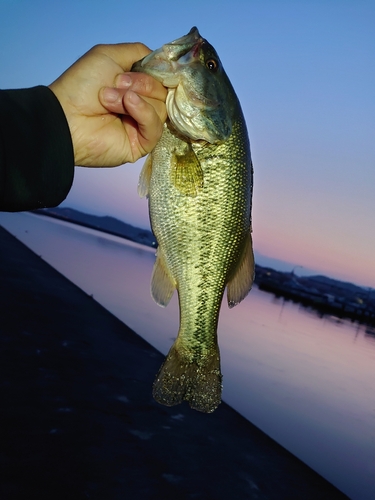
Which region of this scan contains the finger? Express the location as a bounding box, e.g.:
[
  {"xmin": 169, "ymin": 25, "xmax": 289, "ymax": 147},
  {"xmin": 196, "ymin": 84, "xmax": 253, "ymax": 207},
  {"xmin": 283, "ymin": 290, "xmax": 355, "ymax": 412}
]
[
  {"xmin": 90, "ymin": 42, "xmax": 152, "ymax": 72},
  {"xmin": 100, "ymin": 87, "xmax": 128, "ymax": 114},
  {"xmin": 141, "ymin": 95, "xmax": 168, "ymax": 124},
  {"xmin": 116, "ymin": 72, "xmax": 167, "ymax": 101},
  {"xmin": 124, "ymin": 90, "xmax": 164, "ymax": 153},
  {"xmin": 100, "ymin": 86, "xmax": 167, "ymax": 119}
]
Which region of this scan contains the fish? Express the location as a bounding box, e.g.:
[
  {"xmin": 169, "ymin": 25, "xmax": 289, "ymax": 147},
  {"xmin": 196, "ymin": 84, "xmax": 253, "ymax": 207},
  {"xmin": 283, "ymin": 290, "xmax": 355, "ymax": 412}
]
[{"xmin": 132, "ymin": 27, "xmax": 254, "ymax": 413}]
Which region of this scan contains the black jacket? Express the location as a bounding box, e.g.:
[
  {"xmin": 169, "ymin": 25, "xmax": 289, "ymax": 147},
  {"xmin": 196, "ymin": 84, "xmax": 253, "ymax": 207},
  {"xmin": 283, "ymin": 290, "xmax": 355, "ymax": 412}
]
[{"xmin": 0, "ymin": 86, "xmax": 74, "ymax": 211}]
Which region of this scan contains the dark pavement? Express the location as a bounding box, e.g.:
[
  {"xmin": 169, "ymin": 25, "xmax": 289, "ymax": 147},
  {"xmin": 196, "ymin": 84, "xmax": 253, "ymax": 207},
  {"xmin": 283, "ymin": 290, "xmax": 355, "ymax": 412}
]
[{"xmin": 0, "ymin": 225, "xmax": 349, "ymax": 499}]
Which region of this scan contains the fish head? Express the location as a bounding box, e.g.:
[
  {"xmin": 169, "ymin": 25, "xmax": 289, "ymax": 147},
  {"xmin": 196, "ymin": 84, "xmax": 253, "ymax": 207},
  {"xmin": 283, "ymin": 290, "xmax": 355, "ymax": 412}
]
[{"xmin": 132, "ymin": 27, "xmax": 237, "ymax": 143}]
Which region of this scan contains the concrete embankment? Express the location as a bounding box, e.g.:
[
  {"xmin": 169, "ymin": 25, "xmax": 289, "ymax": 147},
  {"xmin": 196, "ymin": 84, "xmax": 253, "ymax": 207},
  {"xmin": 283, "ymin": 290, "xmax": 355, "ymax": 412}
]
[{"xmin": 0, "ymin": 226, "xmax": 348, "ymax": 500}]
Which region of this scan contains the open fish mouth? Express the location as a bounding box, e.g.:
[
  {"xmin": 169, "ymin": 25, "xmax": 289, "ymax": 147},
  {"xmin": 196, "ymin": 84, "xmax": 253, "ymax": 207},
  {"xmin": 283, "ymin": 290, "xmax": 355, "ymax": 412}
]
[
  {"xmin": 161, "ymin": 26, "xmax": 202, "ymax": 62},
  {"xmin": 132, "ymin": 27, "xmax": 204, "ymax": 85}
]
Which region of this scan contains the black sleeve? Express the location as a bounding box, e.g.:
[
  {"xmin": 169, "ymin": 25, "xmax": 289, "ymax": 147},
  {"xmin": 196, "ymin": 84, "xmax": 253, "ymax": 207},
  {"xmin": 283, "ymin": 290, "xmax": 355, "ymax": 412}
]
[{"xmin": 0, "ymin": 86, "xmax": 74, "ymax": 212}]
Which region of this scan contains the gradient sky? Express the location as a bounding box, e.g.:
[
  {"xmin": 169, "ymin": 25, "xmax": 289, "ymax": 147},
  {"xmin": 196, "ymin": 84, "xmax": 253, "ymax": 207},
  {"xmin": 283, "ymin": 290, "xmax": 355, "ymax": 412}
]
[{"xmin": 1, "ymin": 0, "xmax": 374, "ymax": 287}]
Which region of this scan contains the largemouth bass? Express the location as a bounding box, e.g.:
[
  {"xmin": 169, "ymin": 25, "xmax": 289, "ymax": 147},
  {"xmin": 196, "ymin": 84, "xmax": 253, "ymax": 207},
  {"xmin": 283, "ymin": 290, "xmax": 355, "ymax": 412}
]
[{"xmin": 132, "ymin": 27, "xmax": 254, "ymax": 413}]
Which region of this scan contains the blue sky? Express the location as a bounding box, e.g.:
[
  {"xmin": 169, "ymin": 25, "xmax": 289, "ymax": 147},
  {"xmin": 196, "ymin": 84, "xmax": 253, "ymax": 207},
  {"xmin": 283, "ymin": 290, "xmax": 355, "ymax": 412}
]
[{"xmin": 1, "ymin": 0, "xmax": 375, "ymax": 286}]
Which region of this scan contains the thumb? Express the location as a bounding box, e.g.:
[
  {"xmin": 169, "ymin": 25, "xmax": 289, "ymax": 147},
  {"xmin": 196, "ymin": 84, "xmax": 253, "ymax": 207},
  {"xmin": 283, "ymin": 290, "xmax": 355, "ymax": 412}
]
[{"xmin": 90, "ymin": 42, "xmax": 152, "ymax": 72}]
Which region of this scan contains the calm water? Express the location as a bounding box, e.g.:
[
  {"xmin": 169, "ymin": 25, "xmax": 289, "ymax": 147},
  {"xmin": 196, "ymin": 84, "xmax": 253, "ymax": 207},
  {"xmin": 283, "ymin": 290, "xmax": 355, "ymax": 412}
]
[{"xmin": 1, "ymin": 211, "xmax": 374, "ymax": 500}]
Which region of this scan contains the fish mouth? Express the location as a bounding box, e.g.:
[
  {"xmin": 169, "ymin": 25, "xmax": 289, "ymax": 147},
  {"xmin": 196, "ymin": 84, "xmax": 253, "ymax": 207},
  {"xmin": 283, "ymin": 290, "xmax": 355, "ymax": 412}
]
[
  {"xmin": 161, "ymin": 26, "xmax": 202, "ymax": 62},
  {"xmin": 131, "ymin": 27, "xmax": 203, "ymax": 86}
]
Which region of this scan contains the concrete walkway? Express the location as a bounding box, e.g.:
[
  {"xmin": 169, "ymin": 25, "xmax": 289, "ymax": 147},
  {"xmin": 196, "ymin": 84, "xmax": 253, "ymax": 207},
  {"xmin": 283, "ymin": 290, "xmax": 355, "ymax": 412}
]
[{"xmin": 0, "ymin": 225, "xmax": 348, "ymax": 500}]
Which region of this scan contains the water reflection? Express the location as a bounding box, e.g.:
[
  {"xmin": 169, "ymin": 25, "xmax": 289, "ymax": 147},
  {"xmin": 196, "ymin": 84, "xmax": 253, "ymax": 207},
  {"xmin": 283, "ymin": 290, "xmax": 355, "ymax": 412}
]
[
  {"xmin": 1, "ymin": 211, "xmax": 374, "ymax": 500},
  {"xmin": 276, "ymin": 294, "xmax": 375, "ymax": 350},
  {"xmin": 365, "ymin": 327, "xmax": 375, "ymax": 342}
]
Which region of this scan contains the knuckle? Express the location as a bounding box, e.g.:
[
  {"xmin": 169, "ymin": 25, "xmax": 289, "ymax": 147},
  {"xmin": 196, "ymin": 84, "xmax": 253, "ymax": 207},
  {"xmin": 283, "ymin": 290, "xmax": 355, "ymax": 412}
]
[
  {"xmin": 89, "ymin": 43, "xmax": 106, "ymax": 54},
  {"xmin": 131, "ymin": 42, "xmax": 151, "ymax": 55}
]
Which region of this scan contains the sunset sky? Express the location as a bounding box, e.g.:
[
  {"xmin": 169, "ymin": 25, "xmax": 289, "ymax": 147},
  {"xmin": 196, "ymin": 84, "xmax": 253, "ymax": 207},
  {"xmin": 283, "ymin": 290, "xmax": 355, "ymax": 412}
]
[{"xmin": 1, "ymin": 0, "xmax": 374, "ymax": 287}]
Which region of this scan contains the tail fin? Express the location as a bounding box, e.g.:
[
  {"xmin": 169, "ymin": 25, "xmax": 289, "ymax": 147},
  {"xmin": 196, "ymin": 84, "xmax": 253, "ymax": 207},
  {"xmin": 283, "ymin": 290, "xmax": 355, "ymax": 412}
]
[{"xmin": 153, "ymin": 343, "xmax": 222, "ymax": 413}]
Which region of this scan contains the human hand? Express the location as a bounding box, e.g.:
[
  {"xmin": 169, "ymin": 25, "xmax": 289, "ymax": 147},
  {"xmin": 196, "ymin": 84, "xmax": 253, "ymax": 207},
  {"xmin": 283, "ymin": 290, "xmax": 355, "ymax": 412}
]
[{"xmin": 49, "ymin": 43, "xmax": 167, "ymax": 167}]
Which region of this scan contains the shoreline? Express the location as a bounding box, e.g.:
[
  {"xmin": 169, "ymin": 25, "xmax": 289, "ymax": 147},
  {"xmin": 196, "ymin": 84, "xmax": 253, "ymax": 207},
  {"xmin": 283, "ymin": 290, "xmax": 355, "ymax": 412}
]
[
  {"xmin": 0, "ymin": 224, "xmax": 349, "ymax": 499},
  {"xmin": 30, "ymin": 208, "xmax": 157, "ymax": 248}
]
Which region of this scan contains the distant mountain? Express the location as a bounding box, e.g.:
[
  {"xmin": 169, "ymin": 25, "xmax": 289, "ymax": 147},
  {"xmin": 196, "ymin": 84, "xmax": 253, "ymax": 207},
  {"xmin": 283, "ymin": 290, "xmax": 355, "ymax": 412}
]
[
  {"xmin": 253, "ymin": 251, "xmax": 318, "ymax": 276},
  {"xmin": 303, "ymin": 275, "xmax": 366, "ymax": 295},
  {"xmin": 33, "ymin": 207, "xmax": 156, "ymax": 248}
]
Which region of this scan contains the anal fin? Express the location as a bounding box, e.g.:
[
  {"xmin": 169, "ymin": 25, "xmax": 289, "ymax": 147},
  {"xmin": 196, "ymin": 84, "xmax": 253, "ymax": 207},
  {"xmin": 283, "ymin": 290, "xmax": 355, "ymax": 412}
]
[
  {"xmin": 151, "ymin": 248, "xmax": 175, "ymax": 307},
  {"xmin": 226, "ymin": 231, "xmax": 255, "ymax": 308}
]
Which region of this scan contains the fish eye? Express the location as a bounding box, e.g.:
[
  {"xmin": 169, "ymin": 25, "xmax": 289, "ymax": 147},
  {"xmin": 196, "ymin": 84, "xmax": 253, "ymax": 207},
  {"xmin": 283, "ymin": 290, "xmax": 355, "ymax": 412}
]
[{"xmin": 206, "ymin": 59, "xmax": 218, "ymax": 71}]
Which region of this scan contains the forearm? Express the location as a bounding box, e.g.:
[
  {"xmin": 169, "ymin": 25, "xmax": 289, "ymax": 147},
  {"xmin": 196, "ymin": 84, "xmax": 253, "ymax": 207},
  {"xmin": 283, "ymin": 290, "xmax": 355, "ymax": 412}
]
[{"xmin": 0, "ymin": 86, "xmax": 74, "ymax": 211}]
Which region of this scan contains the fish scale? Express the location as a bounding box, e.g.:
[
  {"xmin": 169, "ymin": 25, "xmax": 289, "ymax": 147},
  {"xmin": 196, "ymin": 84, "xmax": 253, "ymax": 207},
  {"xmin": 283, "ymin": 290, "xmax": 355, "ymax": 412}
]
[{"xmin": 132, "ymin": 28, "xmax": 254, "ymax": 412}]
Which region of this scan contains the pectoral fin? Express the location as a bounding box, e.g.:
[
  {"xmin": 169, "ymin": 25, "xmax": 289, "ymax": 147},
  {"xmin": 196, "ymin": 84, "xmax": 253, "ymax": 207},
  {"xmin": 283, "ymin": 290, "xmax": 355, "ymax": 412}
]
[
  {"xmin": 226, "ymin": 231, "xmax": 255, "ymax": 308},
  {"xmin": 171, "ymin": 145, "xmax": 203, "ymax": 196},
  {"xmin": 151, "ymin": 247, "xmax": 176, "ymax": 307},
  {"xmin": 138, "ymin": 154, "xmax": 153, "ymax": 198}
]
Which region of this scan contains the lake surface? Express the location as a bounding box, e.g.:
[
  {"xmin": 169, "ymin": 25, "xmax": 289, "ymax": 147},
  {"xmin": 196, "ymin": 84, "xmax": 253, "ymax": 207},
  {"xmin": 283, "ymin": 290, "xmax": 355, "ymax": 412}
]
[{"xmin": 1, "ymin": 211, "xmax": 374, "ymax": 500}]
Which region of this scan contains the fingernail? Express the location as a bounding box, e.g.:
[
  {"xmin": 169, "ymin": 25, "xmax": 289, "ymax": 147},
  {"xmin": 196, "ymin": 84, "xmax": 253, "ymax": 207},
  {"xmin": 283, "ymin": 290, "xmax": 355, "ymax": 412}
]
[
  {"xmin": 102, "ymin": 87, "xmax": 120, "ymax": 103},
  {"xmin": 116, "ymin": 74, "xmax": 132, "ymax": 88}
]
